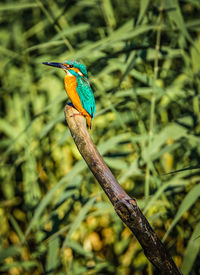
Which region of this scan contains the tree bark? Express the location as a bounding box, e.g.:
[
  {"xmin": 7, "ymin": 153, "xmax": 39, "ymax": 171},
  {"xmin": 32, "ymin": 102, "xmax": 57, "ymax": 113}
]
[{"xmin": 64, "ymin": 105, "xmax": 182, "ymax": 275}]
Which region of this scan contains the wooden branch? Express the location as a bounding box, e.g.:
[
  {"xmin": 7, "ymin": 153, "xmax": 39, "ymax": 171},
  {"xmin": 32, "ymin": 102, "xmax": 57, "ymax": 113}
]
[{"xmin": 64, "ymin": 105, "xmax": 182, "ymax": 275}]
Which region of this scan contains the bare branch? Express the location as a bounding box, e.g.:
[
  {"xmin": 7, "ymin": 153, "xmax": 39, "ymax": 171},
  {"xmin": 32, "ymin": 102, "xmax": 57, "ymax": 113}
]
[{"xmin": 64, "ymin": 105, "xmax": 182, "ymax": 275}]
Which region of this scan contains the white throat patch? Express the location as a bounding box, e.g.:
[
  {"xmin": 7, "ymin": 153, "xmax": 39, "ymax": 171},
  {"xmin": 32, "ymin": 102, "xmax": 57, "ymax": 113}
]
[{"xmin": 65, "ymin": 70, "xmax": 73, "ymax": 76}]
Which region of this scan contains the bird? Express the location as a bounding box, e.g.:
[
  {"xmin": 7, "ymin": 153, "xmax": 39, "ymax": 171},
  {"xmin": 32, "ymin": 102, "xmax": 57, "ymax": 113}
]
[{"xmin": 43, "ymin": 60, "xmax": 96, "ymax": 128}]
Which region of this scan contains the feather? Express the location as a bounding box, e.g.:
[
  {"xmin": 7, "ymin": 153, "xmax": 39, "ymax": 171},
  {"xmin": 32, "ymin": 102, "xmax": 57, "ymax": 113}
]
[
  {"xmin": 67, "ymin": 69, "xmax": 95, "ymax": 118},
  {"xmin": 76, "ymin": 77, "xmax": 95, "ymax": 118}
]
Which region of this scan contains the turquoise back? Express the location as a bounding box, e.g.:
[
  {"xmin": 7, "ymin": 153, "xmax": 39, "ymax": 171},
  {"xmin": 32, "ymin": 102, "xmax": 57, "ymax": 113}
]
[{"xmin": 67, "ymin": 67, "xmax": 96, "ymax": 119}]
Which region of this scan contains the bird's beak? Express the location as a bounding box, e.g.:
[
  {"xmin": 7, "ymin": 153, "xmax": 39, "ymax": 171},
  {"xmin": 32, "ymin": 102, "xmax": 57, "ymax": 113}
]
[{"xmin": 42, "ymin": 62, "xmax": 66, "ymax": 69}]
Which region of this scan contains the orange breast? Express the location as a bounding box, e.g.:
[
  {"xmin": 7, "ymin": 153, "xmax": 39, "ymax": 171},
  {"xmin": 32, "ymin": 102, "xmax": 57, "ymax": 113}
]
[
  {"xmin": 64, "ymin": 75, "xmax": 89, "ymax": 118},
  {"xmin": 64, "ymin": 75, "xmax": 92, "ymax": 128}
]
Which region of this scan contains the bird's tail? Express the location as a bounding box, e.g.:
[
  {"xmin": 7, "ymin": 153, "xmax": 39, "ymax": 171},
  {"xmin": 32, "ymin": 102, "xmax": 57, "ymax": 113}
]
[{"xmin": 85, "ymin": 115, "xmax": 92, "ymax": 129}]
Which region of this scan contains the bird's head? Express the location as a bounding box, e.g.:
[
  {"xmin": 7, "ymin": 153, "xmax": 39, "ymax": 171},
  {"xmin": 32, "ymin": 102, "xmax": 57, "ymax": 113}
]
[{"xmin": 43, "ymin": 60, "xmax": 87, "ymax": 77}]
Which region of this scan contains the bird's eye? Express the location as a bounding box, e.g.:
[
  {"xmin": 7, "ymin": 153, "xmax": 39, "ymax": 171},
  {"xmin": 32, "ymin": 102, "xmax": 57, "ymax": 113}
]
[{"xmin": 69, "ymin": 65, "xmax": 73, "ymax": 68}]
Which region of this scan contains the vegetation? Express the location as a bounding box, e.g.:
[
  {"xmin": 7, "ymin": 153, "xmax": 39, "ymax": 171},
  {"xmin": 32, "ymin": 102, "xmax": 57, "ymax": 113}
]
[{"xmin": 0, "ymin": 0, "xmax": 200, "ymax": 274}]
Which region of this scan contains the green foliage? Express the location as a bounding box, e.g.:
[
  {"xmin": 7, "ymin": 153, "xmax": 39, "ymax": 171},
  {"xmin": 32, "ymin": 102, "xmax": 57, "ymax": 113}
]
[{"xmin": 0, "ymin": 0, "xmax": 200, "ymax": 274}]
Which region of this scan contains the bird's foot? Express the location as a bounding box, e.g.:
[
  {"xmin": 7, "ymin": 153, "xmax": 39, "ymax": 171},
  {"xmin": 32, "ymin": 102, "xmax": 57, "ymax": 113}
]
[{"xmin": 70, "ymin": 112, "xmax": 84, "ymax": 118}]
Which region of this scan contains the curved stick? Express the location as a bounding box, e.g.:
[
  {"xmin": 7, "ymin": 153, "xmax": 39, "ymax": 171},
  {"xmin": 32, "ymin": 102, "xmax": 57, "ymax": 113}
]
[{"xmin": 64, "ymin": 106, "xmax": 182, "ymax": 275}]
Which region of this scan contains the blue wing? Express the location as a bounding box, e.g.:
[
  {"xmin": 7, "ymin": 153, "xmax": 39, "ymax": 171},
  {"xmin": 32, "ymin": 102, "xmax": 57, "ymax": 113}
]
[{"xmin": 76, "ymin": 77, "xmax": 96, "ymax": 118}]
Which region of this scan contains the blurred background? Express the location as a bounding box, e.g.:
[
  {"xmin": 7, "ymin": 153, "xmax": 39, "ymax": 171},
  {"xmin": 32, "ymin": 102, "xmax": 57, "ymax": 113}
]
[{"xmin": 0, "ymin": 0, "xmax": 200, "ymax": 274}]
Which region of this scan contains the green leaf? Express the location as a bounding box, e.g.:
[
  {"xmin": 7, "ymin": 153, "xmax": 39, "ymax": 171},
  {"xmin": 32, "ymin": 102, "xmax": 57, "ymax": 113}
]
[
  {"xmin": 0, "ymin": 246, "xmax": 21, "ymax": 263},
  {"xmin": 25, "ymin": 161, "xmax": 86, "ymax": 237},
  {"xmin": 104, "ymin": 157, "xmax": 128, "ymax": 170},
  {"xmin": 0, "ymin": 3, "xmax": 39, "ymax": 11},
  {"xmin": 146, "ymin": 123, "xmax": 187, "ymax": 159},
  {"xmin": 46, "ymin": 237, "xmax": 60, "ymax": 273},
  {"xmin": 8, "ymin": 215, "xmax": 26, "ymax": 244},
  {"xmin": 137, "ymin": 0, "xmax": 150, "ymax": 25},
  {"xmin": 163, "ymin": 184, "xmax": 200, "ymax": 241},
  {"xmin": 39, "ymin": 112, "xmax": 64, "ymax": 139},
  {"xmin": 67, "ymin": 240, "xmax": 92, "ymax": 257},
  {"xmin": 163, "ymin": 0, "xmax": 194, "ymax": 45},
  {"xmin": 98, "ymin": 133, "xmax": 129, "ymax": 155},
  {"xmin": 0, "ymin": 261, "xmax": 38, "ymax": 272},
  {"xmin": 181, "ymin": 221, "xmax": 200, "ymax": 275},
  {"xmin": 62, "ymin": 195, "xmax": 97, "ymax": 250}
]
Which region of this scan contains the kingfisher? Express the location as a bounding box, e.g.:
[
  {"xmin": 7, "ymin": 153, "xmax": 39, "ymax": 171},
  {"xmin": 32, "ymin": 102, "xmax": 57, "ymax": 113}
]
[{"xmin": 43, "ymin": 60, "xmax": 96, "ymax": 128}]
